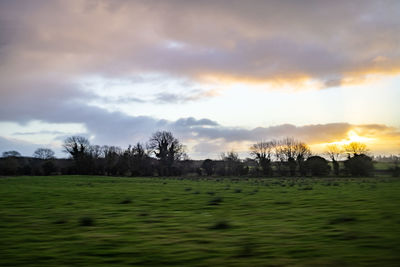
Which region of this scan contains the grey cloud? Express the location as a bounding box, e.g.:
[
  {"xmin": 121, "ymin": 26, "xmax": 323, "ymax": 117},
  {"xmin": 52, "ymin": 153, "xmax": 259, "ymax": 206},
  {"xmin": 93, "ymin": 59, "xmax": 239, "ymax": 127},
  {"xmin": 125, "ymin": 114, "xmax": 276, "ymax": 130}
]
[
  {"xmin": 173, "ymin": 117, "xmax": 219, "ymax": 127},
  {"xmin": 13, "ymin": 130, "xmax": 67, "ymax": 136},
  {"xmin": 153, "ymin": 89, "xmax": 217, "ymax": 104},
  {"xmin": 1, "ymin": 0, "xmax": 399, "ymax": 86}
]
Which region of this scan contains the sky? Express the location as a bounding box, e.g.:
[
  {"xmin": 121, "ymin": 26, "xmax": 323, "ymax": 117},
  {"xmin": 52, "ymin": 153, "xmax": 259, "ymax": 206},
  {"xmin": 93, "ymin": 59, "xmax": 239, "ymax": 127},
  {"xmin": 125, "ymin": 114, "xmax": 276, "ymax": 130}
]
[{"xmin": 0, "ymin": 0, "xmax": 399, "ymax": 159}]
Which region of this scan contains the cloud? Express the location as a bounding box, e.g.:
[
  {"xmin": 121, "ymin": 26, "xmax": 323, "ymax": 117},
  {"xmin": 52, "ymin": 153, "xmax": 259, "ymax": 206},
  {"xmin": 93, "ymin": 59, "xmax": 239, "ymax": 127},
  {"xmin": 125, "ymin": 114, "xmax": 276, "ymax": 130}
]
[
  {"xmin": 154, "ymin": 89, "xmax": 218, "ymax": 104},
  {"xmin": 13, "ymin": 130, "xmax": 67, "ymax": 136},
  {"xmin": 1, "ymin": 0, "xmax": 399, "ymax": 88}
]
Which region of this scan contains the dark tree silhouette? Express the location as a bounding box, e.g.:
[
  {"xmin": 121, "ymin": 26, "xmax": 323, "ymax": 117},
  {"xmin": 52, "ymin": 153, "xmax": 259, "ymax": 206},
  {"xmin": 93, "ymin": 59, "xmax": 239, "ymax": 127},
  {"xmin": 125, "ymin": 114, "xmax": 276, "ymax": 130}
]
[
  {"xmin": 250, "ymin": 141, "xmax": 274, "ymax": 176},
  {"xmin": 220, "ymin": 151, "xmax": 247, "ymax": 176},
  {"xmin": 344, "ymin": 154, "xmax": 374, "ymax": 176},
  {"xmin": 274, "ymin": 138, "xmax": 311, "ymax": 176},
  {"xmin": 63, "ymin": 136, "xmax": 91, "ymax": 174},
  {"xmin": 33, "ymin": 148, "xmax": 55, "ymax": 160},
  {"xmin": 148, "ymin": 131, "xmax": 185, "ymax": 176},
  {"xmin": 202, "ymin": 159, "xmax": 215, "ymax": 176},
  {"xmin": 306, "ymin": 156, "xmax": 330, "ymax": 176},
  {"xmin": 124, "ymin": 143, "xmax": 152, "ymax": 176},
  {"xmin": 343, "ymin": 142, "xmax": 368, "ymax": 157},
  {"xmin": 325, "ymin": 144, "xmax": 342, "ymax": 176}
]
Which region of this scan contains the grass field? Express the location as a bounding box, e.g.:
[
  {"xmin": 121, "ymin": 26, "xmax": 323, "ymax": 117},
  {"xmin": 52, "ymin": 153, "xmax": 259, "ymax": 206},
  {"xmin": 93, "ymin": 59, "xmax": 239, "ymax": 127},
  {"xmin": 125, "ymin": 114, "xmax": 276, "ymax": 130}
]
[{"xmin": 0, "ymin": 176, "xmax": 399, "ymax": 266}]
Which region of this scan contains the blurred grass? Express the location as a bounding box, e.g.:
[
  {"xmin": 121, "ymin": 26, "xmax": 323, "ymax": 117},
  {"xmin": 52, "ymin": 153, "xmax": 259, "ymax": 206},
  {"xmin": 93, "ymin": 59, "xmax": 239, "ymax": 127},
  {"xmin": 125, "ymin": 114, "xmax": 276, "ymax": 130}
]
[{"xmin": 0, "ymin": 175, "xmax": 399, "ymax": 266}]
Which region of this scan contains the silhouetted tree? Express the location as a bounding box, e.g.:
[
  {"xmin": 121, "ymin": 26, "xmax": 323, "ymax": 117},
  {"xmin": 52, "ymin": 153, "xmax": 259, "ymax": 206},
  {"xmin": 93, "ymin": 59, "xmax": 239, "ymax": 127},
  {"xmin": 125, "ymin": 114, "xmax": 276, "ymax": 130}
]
[
  {"xmin": 33, "ymin": 148, "xmax": 55, "ymax": 160},
  {"xmin": 344, "ymin": 154, "xmax": 374, "ymax": 176},
  {"xmin": 123, "ymin": 143, "xmax": 152, "ymax": 176},
  {"xmin": 250, "ymin": 141, "xmax": 274, "ymax": 176},
  {"xmin": 306, "ymin": 156, "xmax": 330, "ymax": 176},
  {"xmin": 343, "ymin": 142, "xmax": 368, "ymax": 158},
  {"xmin": 220, "ymin": 151, "xmax": 247, "ymax": 176},
  {"xmin": 102, "ymin": 146, "xmax": 122, "ymax": 175},
  {"xmin": 148, "ymin": 131, "xmax": 185, "ymax": 176},
  {"xmin": 274, "ymin": 138, "xmax": 311, "ymax": 176},
  {"xmin": 63, "ymin": 136, "xmax": 91, "ymax": 174},
  {"xmin": 202, "ymin": 159, "xmax": 215, "ymax": 176},
  {"xmin": 325, "ymin": 144, "xmax": 342, "ymax": 176}
]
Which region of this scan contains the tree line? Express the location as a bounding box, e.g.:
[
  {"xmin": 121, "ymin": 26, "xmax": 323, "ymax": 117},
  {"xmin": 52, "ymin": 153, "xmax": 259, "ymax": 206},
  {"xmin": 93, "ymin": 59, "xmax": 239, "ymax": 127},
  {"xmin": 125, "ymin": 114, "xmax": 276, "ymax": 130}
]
[{"xmin": 0, "ymin": 130, "xmax": 397, "ymax": 177}]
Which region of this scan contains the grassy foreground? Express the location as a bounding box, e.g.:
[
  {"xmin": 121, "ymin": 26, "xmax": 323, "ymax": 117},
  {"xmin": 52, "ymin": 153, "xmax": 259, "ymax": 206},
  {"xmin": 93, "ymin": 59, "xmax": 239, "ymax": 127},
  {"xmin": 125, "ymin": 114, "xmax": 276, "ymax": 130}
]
[{"xmin": 0, "ymin": 176, "xmax": 399, "ymax": 266}]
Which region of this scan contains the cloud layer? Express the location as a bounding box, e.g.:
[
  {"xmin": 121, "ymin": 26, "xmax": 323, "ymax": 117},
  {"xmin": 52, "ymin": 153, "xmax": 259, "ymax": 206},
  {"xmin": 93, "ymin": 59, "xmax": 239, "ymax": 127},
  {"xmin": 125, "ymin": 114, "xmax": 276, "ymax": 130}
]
[{"xmin": 1, "ymin": 0, "xmax": 399, "ymax": 157}]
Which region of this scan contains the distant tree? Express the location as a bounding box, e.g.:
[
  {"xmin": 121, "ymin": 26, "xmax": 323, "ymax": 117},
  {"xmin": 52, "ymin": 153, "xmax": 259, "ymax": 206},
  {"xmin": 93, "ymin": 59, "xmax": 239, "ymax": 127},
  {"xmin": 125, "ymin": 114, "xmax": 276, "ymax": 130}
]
[
  {"xmin": 2, "ymin": 150, "xmax": 21, "ymax": 157},
  {"xmin": 274, "ymin": 138, "xmax": 311, "ymax": 176},
  {"xmin": 147, "ymin": 131, "xmax": 185, "ymax": 176},
  {"xmin": 33, "ymin": 148, "xmax": 55, "ymax": 160},
  {"xmin": 344, "ymin": 154, "xmax": 374, "ymax": 176},
  {"xmin": 63, "ymin": 136, "xmax": 91, "ymax": 174},
  {"xmin": 63, "ymin": 136, "xmax": 90, "ymax": 158},
  {"xmin": 325, "ymin": 144, "xmax": 342, "ymax": 176},
  {"xmin": 306, "ymin": 156, "xmax": 330, "ymax": 176},
  {"xmin": 220, "ymin": 151, "xmax": 247, "ymax": 176},
  {"xmin": 102, "ymin": 146, "xmax": 122, "ymax": 175},
  {"xmin": 343, "ymin": 142, "xmax": 368, "ymax": 158},
  {"xmin": 202, "ymin": 159, "xmax": 215, "ymax": 176},
  {"xmin": 123, "ymin": 143, "xmax": 152, "ymax": 176},
  {"xmin": 250, "ymin": 141, "xmax": 274, "ymax": 176},
  {"xmin": 295, "ymin": 142, "xmax": 311, "ymax": 176}
]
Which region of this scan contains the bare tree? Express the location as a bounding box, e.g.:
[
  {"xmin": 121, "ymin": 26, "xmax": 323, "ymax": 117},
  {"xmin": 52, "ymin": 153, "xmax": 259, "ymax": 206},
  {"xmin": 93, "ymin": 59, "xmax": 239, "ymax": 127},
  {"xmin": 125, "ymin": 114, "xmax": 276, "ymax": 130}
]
[
  {"xmin": 33, "ymin": 148, "xmax": 55, "ymax": 160},
  {"xmin": 274, "ymin": 137, "xmax": 311, "ymax": 176},
  {"xmin": 325, "ymin": 144, "xmax": 342, "ymax": 161},
  {"xmin": 343, "ymin": 142, "xmax": 368, "ymax": 157},
  {"xmin": 63, "ymin": 136, "xmax": 91, "ymax": 174},
  {"xmin": 220, "ymin": 151, "xmax": 247, "ymax": 176},
  {"xmin": 63, "ymin": 136, "xmax": 90, "ymax": 159},
  {"xmin": 325, "ymin": 144, "xmax": 342, "ymax": 176},
  {"xmin": 148, "ymin": 131, "xmax": 185, "ymax": 176},
  {"xmin": 250, "ymin": 141, "xmax": 274, "ymax": 176}
]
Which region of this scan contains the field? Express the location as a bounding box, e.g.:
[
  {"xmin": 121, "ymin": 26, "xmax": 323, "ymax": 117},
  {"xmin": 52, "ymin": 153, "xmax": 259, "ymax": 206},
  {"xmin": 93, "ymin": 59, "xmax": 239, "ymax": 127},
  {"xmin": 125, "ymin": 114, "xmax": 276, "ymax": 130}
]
[{"xmin": 1, "ymin": 176, "xmax": 400, "ymax": 266}]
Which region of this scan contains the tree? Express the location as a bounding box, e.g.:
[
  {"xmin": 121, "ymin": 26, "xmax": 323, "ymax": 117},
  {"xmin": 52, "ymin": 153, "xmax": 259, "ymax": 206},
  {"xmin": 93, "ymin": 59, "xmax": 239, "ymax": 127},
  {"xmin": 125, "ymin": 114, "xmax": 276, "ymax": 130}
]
[
  {"xmin": 325, "ymin": 144, "xmax": 342, "ymax": 176},
  {"xmin": 343, "ymin": 142, "xmax": 368, "ymax": 158},
  {"xmin": 250, "ymin": 141, "xmax": 274, "ymax": 176},
  {"xmin": 63, "ymin": 136, "xmax": 91, "ymax": 174},
  {"xmin": 33, "ymin": 148, "xmax": 55, "ymax": 160},
  {"xmin": 147, "ymin": 131, "xmax": 185, "ymax": 176},
  {"xmin": 63, "ymin": 136, "xmax": 90, "ymax": 158},
  {"xmin": 202, "ymin": 159, "xmax": 215, "ymax": 176},
  {"xmin": 274, "ymin": 138, "xmax": 311, "ymax": 176},
  {"xmin": 2, "ymin": 150, "xmax": 21, "ymax": 157},
  {"xmin": 220, "ymin": 151, "xmax": 247, "ymax": 176},
  {"xmin": 123, "ymin": 143, "xmax": 152, "ymax": 176},
  {"xmin": 306, "ymin": 156, "xmax": 330, "ymax": 176},
  {"xmin": 102, "ymin": 145, "xmax": 122, "ymax": 175},
  {"xmin": 344, "ymin": 154, "xmax": 373, "ymax": 176}
]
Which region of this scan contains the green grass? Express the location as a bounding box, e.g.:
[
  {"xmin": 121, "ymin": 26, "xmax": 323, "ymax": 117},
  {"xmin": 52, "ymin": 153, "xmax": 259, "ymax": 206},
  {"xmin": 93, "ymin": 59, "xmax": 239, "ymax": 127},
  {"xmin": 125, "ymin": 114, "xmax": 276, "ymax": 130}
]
[{"xmin": 0, "ymin": 176, "xmax": 399, "ymax": 266}]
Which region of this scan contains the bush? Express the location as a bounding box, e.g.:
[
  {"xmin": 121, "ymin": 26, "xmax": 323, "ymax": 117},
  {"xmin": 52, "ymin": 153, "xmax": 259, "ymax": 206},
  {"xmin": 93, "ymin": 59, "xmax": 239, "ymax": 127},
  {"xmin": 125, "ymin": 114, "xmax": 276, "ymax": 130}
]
[
  {"xmin": 344, "ymin": 154, "xmax": 374, "ymax": 176},
  {"xmin": 305, "ymin": 156, "xmax": 330, "ymax": 176}
]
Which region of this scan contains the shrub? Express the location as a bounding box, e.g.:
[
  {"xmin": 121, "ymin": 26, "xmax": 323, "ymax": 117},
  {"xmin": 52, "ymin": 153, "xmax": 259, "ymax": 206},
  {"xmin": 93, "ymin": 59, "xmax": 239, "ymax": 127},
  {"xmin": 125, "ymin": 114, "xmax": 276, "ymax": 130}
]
[
  {"xmin": 305, "ymin": 156, "xmax": 330, "ymax": 176},
  {"xmin": 344, "ymin": 154, "xmax": 374, "ymax": 176}
]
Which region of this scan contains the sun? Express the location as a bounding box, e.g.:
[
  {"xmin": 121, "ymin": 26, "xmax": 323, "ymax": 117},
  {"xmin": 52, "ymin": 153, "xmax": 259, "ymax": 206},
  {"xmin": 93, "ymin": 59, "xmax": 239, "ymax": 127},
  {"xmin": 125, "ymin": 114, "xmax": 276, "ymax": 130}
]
[
  {"xmin": 315, "ymin": 129, "xmax": 375, "ymax": 150},
  {"xmin": 345, "ymin": 130, "xmax": 374, "ymax": 144}
]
